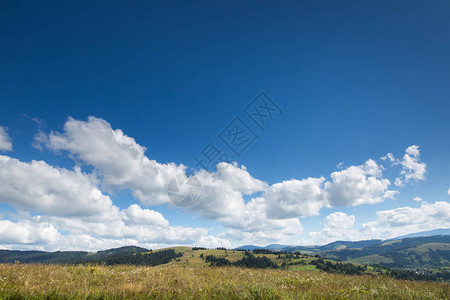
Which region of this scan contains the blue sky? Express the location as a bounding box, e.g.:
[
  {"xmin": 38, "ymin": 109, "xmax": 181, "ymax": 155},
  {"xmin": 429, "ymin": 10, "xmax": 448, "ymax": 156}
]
[{"xmin": 0, "ymin": 1, "xmax": 449, "ymax": 250}]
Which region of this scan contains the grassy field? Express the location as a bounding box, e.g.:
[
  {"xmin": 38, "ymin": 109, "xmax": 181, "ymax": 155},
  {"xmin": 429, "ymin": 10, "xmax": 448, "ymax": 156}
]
[
  {"xmin": 0, "ymin": 263, "xmax": 449, "ymax": 299},
  {"xmin": 161, "ymin": 248, "xmax": 320, "ymax": 271}
]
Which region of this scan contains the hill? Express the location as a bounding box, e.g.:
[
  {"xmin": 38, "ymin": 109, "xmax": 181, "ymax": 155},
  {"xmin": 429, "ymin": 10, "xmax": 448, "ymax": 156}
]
[
  {"xmin": 1, "ymin": 235, "xmax": 449, "ymax": 276},
  {"xmin": 318, "ymin": 235, "xmax": 450, "ymax": 270},
  {"xmin": 0, "ymin": 246, "xmax": 175, "ymax": 266},
  {"xmin": 235, "ymin": 234, "xmax": 450, "ymax": 271}
]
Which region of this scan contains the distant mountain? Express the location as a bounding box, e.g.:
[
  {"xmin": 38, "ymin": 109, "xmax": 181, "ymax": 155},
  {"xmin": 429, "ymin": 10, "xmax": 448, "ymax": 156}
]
[
  {"xmin": 235, "ymin": 245, "xmax": 264, "ymax": 251},
  {"xmin": 319, "ymin": 235, "xmax": 450, "ymax": 269},
  {"xmin": 236, "ymin": 230, "xmax": 450, "ymax": 252},
  {"xmin": 236, "ymin": 240, "xmax": 383, "ymax": 253},
  {"xmin": 312, "ymin": 239, "xmax": 383, "ymax": 251},
  {"xmin": 264, "ymin": 244, "xmax": 293, "ymax": 251},
  {"xmin": 2, "ymin": 233, "xmax": 449, "ymax": 270},
  {"xmin": 235, "ymin": 234, "xmax": 450, "ymax": 270},
  {"xmin": 391, "ymin": 228, "xmax": 450, "ymax": 240}
]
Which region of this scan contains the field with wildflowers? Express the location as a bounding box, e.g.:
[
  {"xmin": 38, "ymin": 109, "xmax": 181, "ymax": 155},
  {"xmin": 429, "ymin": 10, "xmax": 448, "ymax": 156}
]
[{"xmin": 0, "ymin": 263, "xmax": 448, "ymax": 299}]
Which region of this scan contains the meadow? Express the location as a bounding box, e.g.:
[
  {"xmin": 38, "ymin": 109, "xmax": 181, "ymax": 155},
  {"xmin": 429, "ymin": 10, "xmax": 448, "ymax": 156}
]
[{"xmin": 0, "ymin": 263, "xmax": 449, "ymax": 299}]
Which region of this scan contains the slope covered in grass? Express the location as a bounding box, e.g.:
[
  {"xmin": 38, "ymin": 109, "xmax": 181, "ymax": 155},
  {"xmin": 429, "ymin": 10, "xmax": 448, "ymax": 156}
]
[{"xmin": 0, "ymin": 263, "xmax": 448, "ymax": 299}]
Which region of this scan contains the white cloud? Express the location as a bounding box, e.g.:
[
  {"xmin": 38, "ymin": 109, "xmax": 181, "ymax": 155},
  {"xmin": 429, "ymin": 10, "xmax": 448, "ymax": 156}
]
[
  {"xmin": 22, "ymin": 117, "xmax": 432, "ymax": 249},
  {"xmin": 262, "ymin": 177, "xmax": 326, "ymax": 219},
  {"xmin": 186, "ymin": 166, "xmax": 303, "ymax": 245},
  {"xmin": 336, "ymin": 162, "xmax": 344, "ymax": 169},
  {"xmin": 306, "ymin": 212, "xmax": 360, "ymax": 245},
  {"xmin": 393, "ymin": 145, "xmax": 426, "ymax": 186},
  {"xmin": 394, "ymin": 178, "xmax": 404, "ymax": 187},
  {"xmin": 197, "ymin": 235, "xmax": 232, "ymax": 249},
  {"xmin": 0, "ymin": 155, "xmax": 114, "ymax": 217},
  {"xmin": 40, "ymin": 116, "xmax": 185, "ymax": 205},
  {"xmin": 413, "ymin": 196, "xmax": 423, "ymax": 202},
  {"xmin": 45, "ymin": 213, "xmax": 208, "ymax": 245},
  {"xmin": 0, "ymin": 126, "xmax": 12, "ymax": 151},
  {"xmin": 213, "ymin": 158, "xmax": 396, "ymax": 232},
  {"xmin": 324, "ymin": 212, "xmax": 355, "ymax": 229},
  {"xmin": 214, "ymin": 162, "xmax": 267, "ymax": 195},
  {"xmin": 305, "ymin": 201, "xmax": 450, "ymax": 245},
  {"xmin": 0, "ymin": 204, "xmax": 223, "ymax": 250},
  {"xmin": 221, "ymin": 197, "xmax": 303, "ymax": 245},
  {"xmin": 37, "ymin": 117, "xmax": 400, "ymax": 218},
  {"xmin": 123, "ymin": 204, "xmax": 169, "ymax": 227},
  {"xmin": 0, "ymin": 151, "xmax": 229, "ymax": 250},
  {"xmin": 361, "ymin": 201, "xmax": 450, "ymax": 239},
  {"xmin": 381, "ymin": 153, "xmax": 397, "ymax": 164},
  {"xmin": 0, "ymin": 219, "xmax": 59, "ymax": 244},
  {"xmin": 447, "ymin": 188, "xmax": 450, "ymax": 196},
  {"xmin": 324, "ymin": 159, "xmax": 396, "ymax": 207}
]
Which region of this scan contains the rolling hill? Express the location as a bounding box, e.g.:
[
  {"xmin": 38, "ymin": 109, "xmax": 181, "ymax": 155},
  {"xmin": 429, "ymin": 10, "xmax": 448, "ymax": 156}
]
[{"xmin": 1, "ymin": 234, "xmax": 449, "ymax": 273}]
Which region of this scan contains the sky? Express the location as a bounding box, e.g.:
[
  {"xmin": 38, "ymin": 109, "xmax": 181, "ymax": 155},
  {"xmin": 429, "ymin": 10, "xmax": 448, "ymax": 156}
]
[{"xmin": 0, "ymin": 1, "xmax": 449, "ymax": 251}]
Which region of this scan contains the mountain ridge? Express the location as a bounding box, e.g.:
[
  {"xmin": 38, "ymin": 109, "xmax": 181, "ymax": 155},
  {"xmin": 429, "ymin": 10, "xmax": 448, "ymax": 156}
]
[{"xmin": 236, "ymin": 229, "xmax": 450, "ymax": 251}]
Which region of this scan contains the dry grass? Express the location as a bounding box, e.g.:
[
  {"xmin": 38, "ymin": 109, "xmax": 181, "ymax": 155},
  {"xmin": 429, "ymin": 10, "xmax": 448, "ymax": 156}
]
[{"xmin": 0, "ymin": 263, "xmax": 449, "ymax": 299}]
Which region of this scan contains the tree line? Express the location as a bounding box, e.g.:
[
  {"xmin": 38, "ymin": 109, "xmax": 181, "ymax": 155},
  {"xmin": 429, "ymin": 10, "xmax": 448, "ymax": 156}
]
[
  {"xmin": 102, "ymin": 249, "xmax": 182, "ymax": 266},
  {"xmin": 204, "ymin": 251, "xmax": 278, "ymax": 269}
]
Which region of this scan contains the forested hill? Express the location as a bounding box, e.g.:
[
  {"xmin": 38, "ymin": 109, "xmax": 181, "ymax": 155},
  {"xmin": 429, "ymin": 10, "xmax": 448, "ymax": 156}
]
[
  {"xmin": 317, "ymin": 235, "xmax": 450, "ymax": 269},
  {"xmin": 1, "ymin": 235, "xmax": 449, "ymax": 270},
  {"xmin": 0, "ymin": 246, "xmax": 181, "ymax": 266},
  {"xmin": 237, "ymin": 235, "xmax": 450, "ymax": 270}
]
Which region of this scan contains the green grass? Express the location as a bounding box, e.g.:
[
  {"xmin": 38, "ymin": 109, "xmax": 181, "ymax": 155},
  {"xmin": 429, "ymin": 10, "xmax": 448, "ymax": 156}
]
[
  {"xmin": 381, "ymin": 240, "xmax": 402, "ymax": 246},
  {"xmin": 0, "ymin": 263, "xmax": 449, "ymax": 299},
  {"xmin": 289, "ymin": 265, "xmax": 318, "ymax": 271},
  {"xmin": 413, "ymin": 243, "xmax": 450, "ymax": 253},
  {"xmin": 349, "ymin": 254, "xmax": 394, "ymax": 265}
]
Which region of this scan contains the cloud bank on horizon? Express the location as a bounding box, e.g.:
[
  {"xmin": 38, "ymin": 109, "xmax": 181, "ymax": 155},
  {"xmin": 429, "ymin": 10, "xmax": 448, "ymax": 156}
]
[{"xmin": 0, "ymin": 116, "xmax": 449, "ymax": 251}]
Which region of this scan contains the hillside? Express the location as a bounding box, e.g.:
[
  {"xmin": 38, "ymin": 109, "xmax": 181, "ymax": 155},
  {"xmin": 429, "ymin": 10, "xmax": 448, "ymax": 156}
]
[
  {"xmin": 236, "ymin": 235, "xmax": 450, "ymax": 271},
  {"xmin": 1, "ymin": 235, "xmax": 449, "ymax": 277},
  {"xmin": 318, "ymin": 235, "xmax": 450, "ymax": 270},
  {"xmin": 0, "ymin": 246, "xmax": 155, "ymax": 265}
]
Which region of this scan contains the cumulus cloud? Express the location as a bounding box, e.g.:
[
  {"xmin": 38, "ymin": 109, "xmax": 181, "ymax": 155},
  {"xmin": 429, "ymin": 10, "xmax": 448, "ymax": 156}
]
[
  {"xmin": 305, "ymin": 201, "xmax": 450, "ymax": 245},
  {"xmin": 0, "ymin": 126, "xmax": 12, "ymax": 151},
  {"xmin": 188, "ymin": 159, "xmax": 395, "ymax": 245},
  {"xmin": 9, "ymin": 117, "xmax": 432, "ymax": 247},
  {"xmin": 123, "ymin": 204, "xmax": 169, "ymax": 227},
  {"xmin": 0, "ymin": 202, "xmax": 220, "ymax": 250},
  {"xmin": 361, "ymin": 201, "xmax": 450, "ymax": 239},
  {"xmin": 40, "ymin": 116, "xmax": 185, "ymax": 205},
  {"xmin": 0, "ymin": 155, "xmax": 114, "ymax": 217},
  {"xmin": 324, "ymin": 212, "xmax": 355, "ymax": 229},
  {"xmin": 384, "ymin": 145, "xmax": 427, "ymax": 187},
  {"xmin": 219, "ymin": 197, "xmax": 303, "ymax": 245},
  {"xmin": 262, "ymin": 177, "xmax": 326, "ymax": 219},
  {"xmin": 0, "ymin": 151, "xmax": 227, "ymax": 250},
  {"xmin": 324, "ymin": 159, "xmax": 396, "ymax": 207},
  {"xmin": 38, "ymin": 118, "xmax": 400, "ymax": 217},
  {"xmin": 185, "ymin": 166, "xmax": 303, "ymax": 245},
  {"xmin": 203, "ymin": 158, "xmax": 396, "ymax": 237},
  {"xmin": 44, "ymin": 213, "xmax": 208, "ymax": 245},
  {"xmin": 399, "ymin": 145, "xmax": 426, "ymax": 182},
  {"xmin": 214, "ymin": 162, "xmax": 267, "ymax": 195},
  {"xmin": 197, "ymin": 235, "xmax": 232, "ymax": 249},
  {"xmin": 0, "ymin": 218, "xmax": 59, "ymax": 244},
  {"xmin": 380, "ymin": 153, "xmax": 397, "ymax": 164},
  {"xmin": 306, "ymin": 212, "xmax": 360, "ymax": 245}
]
